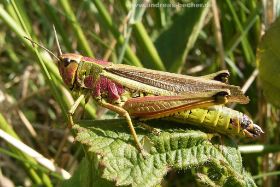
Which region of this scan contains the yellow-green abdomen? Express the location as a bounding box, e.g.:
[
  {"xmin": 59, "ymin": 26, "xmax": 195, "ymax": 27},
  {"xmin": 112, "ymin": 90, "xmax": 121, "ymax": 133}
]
[{"xmin": 169, "ymin": 106, "xmax": 243, "ymax": 136}]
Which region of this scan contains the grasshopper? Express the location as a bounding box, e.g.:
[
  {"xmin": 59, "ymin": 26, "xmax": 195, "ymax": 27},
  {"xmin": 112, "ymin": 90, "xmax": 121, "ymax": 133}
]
[{"xmin": 25, "ymin": 27, "xmax": 263, "ymax": 156}]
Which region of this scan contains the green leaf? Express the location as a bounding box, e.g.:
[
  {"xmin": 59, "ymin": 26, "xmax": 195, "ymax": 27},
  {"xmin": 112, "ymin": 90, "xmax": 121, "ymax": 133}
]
[
  {"xmin": 66, "ymin": 119, "xmax": 256, "ymax": 187},
  {"xmin": 214, "ymin": 138, "xmax": 243, "ymax": 173},
  {"xmin": 195, "ymin": 139, "xmax": 257, "ymax": 187},
  {"xmin": 257, "ymin": 17, "xmax": 280, "ymax": 108},
  {"xmin": 195, "ymin": 159, "xmax": 256, "ymax": 187},
  {"xmin": 155, "ymin": 0, "xmax": 210, "ymax": 72}
]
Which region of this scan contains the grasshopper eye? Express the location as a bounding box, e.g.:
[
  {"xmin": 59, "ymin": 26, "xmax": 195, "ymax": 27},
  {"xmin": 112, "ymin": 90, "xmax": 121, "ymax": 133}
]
[{"xmin": 63, "ymin": 58, "xmax": 72, "ymax": 67}]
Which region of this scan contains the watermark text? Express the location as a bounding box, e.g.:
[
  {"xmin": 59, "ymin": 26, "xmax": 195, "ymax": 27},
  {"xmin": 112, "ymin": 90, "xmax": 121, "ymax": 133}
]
[{"xmin": 133, "ymin": 2, "xmax": 209, "ymax": 8}]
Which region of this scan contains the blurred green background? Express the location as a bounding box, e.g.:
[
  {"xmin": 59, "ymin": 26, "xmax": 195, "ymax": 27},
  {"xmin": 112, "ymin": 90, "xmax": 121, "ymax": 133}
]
[{"xmin": 0, "ymin": 0, "xmax": 280, "ymax": 186}]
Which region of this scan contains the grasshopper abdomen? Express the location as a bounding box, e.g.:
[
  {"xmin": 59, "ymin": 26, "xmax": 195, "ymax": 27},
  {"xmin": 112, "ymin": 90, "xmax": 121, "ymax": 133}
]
[{"xmin": 166, "ymin": 106, "xmax": 263, "ymax": 138}]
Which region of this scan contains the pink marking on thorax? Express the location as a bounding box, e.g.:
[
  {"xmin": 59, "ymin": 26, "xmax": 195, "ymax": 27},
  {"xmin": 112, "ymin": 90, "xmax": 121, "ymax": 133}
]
[
  {"xmin": 100, "ymin": 77, "xmax": 109, "ymax": 92},
  {"xmin": 93, "ymin": 76, "xmax": 124, "ymax": 101},
  {"xmin": 82, "ymin": 56, "xmax": 110, "ymax": 65},
  {"xmin": 84, "ymin": 76, "xmax": 94, "ymax": 88}
]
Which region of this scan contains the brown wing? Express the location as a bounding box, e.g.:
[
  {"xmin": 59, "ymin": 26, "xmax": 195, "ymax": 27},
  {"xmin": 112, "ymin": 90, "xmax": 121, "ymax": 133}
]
[
  {"xmin": 123, "ymin": 95, "xmax": 226, "ymax": 119},
  {"xmin": 105, "ymin": 64, "xmax": 249, "ymax": 104}
]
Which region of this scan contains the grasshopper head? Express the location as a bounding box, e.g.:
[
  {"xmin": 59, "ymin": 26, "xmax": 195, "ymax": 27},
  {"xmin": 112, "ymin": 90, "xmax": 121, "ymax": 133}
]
[
  {"xmin": 24, "ymin": 26, "xmax": 84, "ymax": 90},
  {"xmin": 58, "ymin": 53, "xmax": 83, "ymax": 89}
]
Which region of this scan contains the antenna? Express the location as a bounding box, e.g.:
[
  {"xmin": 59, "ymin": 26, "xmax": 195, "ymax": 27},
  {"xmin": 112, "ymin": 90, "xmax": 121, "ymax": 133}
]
[
  {"xmin": 53, "ymin": 25, "xmax": 62, "ymax": 56},
  {"xmin": 24, "ymin": 37, "xmax": 60, "ymax": 61}
]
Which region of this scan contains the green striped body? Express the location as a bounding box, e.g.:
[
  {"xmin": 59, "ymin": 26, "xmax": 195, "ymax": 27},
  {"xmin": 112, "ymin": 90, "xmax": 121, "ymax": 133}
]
[{"xmin": 167, "ymin": 106, "xmax": 261, "ymax": 137}]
